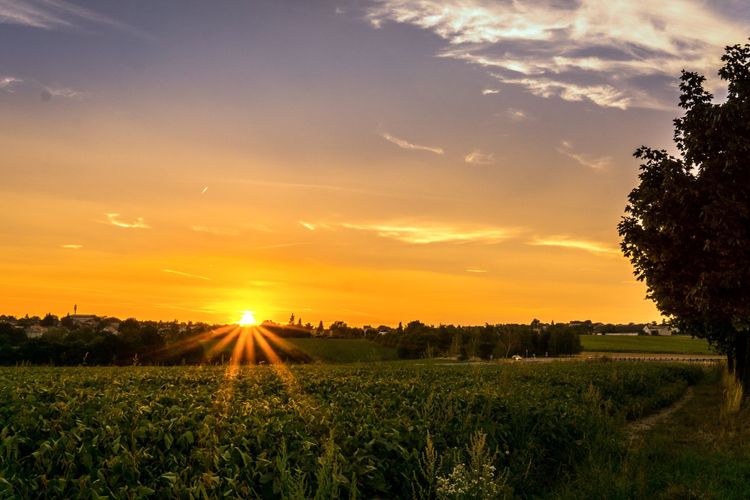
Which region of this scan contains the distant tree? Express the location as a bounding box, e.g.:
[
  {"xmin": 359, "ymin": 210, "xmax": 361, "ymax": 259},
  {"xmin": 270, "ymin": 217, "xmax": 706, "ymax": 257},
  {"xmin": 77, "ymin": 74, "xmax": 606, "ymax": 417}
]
[
  {"xmin": 289, "ymin": 313, "xmax": 295, "ymax": 325},
  {"xmin": 317, "ymin": 321, "xmax": 324, "ymax": 335},
  {"xmin": 619, "ymin": 41, "xmax": 750, "ymax": 391},
  {"xmin": 40, "ymin": 313, "xmax": 58, "ymax": 327},
  {"xmin": 60, "ymin": 314, "xmax": 76, "ymax": 329},
  {"xmin": 0, "ymin": 322, "xmax": 25, "ymax": 345}
]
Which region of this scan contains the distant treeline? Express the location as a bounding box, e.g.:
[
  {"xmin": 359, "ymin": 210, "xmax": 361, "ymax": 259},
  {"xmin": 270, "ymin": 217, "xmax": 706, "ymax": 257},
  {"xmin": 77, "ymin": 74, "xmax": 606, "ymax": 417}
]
[
  {"xmin": 372, "ymin": 321, "xmax": 582, "ymax": 359},
  {"xmin": 0, "ymin": 314, "xmax": 586, "ymax": 365}
]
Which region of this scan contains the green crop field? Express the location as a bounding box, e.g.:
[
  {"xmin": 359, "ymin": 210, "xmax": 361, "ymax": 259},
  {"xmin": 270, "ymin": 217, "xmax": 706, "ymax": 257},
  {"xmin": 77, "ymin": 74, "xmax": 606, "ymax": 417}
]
[
  {"xmin": 0, "ymin": 363, "xmax": 703, "ymax": 498},
  {"xmin": 285, "ymin": 338, "xmax": 399, "ymax": 363},
  {"xmin": 581, "ymin": 335, "xmax": 715, "ymax": 354}
]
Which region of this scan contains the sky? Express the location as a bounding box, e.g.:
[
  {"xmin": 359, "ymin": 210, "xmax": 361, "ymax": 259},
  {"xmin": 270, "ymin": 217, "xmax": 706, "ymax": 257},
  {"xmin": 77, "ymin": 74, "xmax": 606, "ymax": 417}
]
[{"xmin": 1, "ymin": 0, "xmax": 748, "ymax": 326}]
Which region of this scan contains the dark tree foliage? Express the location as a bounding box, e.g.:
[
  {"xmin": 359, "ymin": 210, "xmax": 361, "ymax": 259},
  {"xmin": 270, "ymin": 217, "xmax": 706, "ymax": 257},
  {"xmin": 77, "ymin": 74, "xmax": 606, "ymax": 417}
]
[{"xmin": 619, "ymin": 41, "xmax": 750, "ymax": 389}]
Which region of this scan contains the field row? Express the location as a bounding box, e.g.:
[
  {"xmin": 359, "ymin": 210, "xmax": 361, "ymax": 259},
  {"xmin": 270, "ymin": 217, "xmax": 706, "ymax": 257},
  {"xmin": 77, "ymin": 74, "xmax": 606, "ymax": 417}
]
[{"xmin": 0, "ymin": 362, "xmax": 703, "ymax": 498}]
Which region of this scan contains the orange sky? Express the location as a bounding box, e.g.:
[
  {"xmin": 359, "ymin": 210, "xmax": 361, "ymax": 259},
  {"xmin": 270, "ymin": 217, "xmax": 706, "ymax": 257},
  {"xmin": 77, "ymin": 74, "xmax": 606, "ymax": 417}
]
[{"xmin": 3, "ymin": 0, "xmax": 745, "ymax": 325}]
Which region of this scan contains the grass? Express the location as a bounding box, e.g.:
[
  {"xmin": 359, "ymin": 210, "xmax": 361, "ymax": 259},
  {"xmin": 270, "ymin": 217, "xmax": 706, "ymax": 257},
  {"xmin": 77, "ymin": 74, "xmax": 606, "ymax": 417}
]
[
  {"xmin": 581, "ymin": 335, "xmax": 715, "ymax": 354},
  {"xmin": 285, "ymin": 338, "xmax": 399, "ymax": 362},
  {"xmin": 554, "ymin": 367, "xmax": 750, "ymax": 499}
]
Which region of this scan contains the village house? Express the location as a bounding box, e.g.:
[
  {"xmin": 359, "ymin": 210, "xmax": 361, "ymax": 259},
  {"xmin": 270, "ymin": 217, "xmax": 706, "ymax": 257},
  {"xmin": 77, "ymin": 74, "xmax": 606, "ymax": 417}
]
[{"xmin": 642, "ymin": 324, "xmax": 675, "ymax": 336}]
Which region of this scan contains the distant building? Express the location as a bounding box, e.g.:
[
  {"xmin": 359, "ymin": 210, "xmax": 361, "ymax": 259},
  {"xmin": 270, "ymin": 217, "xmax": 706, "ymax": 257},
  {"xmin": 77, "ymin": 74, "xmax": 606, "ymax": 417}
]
[
  {"xmin": 70, "ymin": 315, "xmax": 97, "ymax": 326},
  {"xmin": 25, "ymin": 325, "xmax": 47, "ymax": 339},
  {"xmin": 642, "ymin": 324, "xmax": 674, "ymax": 336},
  {"xmin": 101, "ymin": 325, "xmax": 119, "ymax": 335}
]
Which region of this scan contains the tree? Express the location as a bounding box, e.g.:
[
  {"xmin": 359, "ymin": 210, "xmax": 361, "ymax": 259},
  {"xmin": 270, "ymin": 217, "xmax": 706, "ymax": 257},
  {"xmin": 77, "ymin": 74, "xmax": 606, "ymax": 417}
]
[
  {"xmin": 619, "ymin": 41, "xmax": 750, "ymax": 391},
  {"xmin": 40, "ymin": 313, "xmax": 58, "ymax": 327}
]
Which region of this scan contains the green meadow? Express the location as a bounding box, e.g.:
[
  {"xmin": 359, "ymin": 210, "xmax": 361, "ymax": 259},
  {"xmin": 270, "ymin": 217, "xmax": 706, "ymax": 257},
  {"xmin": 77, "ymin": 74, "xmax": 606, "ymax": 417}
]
[{"xmin": 581, "ymin": 335, "xmax": 715, "ymax": 355}]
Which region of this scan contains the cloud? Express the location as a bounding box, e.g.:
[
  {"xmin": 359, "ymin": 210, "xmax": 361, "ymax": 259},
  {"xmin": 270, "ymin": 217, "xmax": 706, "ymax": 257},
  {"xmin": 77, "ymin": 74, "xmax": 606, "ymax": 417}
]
[
  {"xmin": 1, "ymin": 75, "xmax": 86, "ymax": 101},
  {"xmin": 191, "ymin": 225, "xmax": 239, "ymax": 236},
  {"xmin": 40, "ymin": 85, "xmax": 86, "ymax": 101},
  {"xmin": 558, "ymin": 141, "xmax": 611, "ymax": 171},
  {"xmin": 60, "ymin": 244, "xmax": 82, "ymax": 249},
  {"xmin": 366, "ymin": 0, "xmax": 747, "ymax": 109},
  {"xmin": 380, "ymin": 131, "xmax": 444, "ymax": 155},
  {"xmin": 464, "ymin": 150, "xmax": 496, "ymax": 165},
  {"xmin": 0, "ymin": 0, "xmax": 151, "ymax": 39},
  {"xmin": 506, "ymin": 108, "xmax": 528, "ymax": 121},
  {"xmin": 341, "ymin": 222, "xmax": 520, "ymax": 244},
  {"xmin": 299, "ymin": 221, "xmax": 317, "ymax": 231},
  {"xmin": 106, "ymin": 213, "xmax": 150, "ymax": 229},
  {"xmin": 529, "ymin": 236, "xmax": 619, "ymax": 255},
  {"xmin": 162, "ymin": 269, "xmax": 211, "ymax": 281},
  {"xmin": 481, "ymin": 88, "xmax": 500, "ymax": 95},
  {"xmin": 0, "ymin": 76, "xmax": 22, "ymax": 91},
  {"xmin": 495, "ymin": 76, "xmax": 636, "ymax": 110},
  {"xmin": 465, "ymin": 268, "xmax": 488, "ymax": 273}
]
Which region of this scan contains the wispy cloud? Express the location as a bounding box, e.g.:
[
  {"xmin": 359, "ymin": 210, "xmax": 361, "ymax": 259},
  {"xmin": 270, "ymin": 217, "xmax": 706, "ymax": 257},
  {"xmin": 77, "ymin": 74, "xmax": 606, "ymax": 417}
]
[
  {"xmin": 367, "ymin": 0, "xmax": 746, "ymax": 109},
  {"xmin": 506, "ymin": 108, "xmax": 528, "ymax": 121},
  {"xmin": 191, "ymin": 225, "xmax": 239, "ymax": 236},
  {"xmin": 529, "ymin": 236, "xmax": 619, "ymax": 256},
  {"xmin": 558, "ymin": 141, "xmax": 610, "ymax": 171},
  {"xmin": 481, "ymin": 88, "xmax": 500, "ymax": 95},
  {"xmin": 162, "ymin": 269, "xmax": 211, "ymax": 281},
  {"xmin": 496, "ymin": 76, "xmax": 635, "ymax": 110},
  {"xmin": 106, "ymin": 213, "xmax": 150, "ymax": 229},
  {"xmin": 0, "ymin": 76, "xmax": 22, "ymax": 91},
  {"xmin": 40, "ymin": 85, "xmax": 86, "ymax": 101},
  {"xmin": 464, "ymin": 150, "xmax": 495, "ymax": 165},
  {"xmin": 341, "ymin": 222, "xmax": 520, "ymax": 244},
  {"xmin": 380, "ymin": 131, "xmax": 444, "ymax": 155},
  {"xmin": 465, "ymin": 268, "xmax": 488, "ymax": 273},
  {"xmin": 1, "ymin": 75, "xmax": 86, "ymax": 101},
  {"xmin": 0, "ymin": 0, "xmax": 148, "ymax": 37},
  {"xmin": 60, "ymin": 244, "xmax": 82, "ymax": 249}
]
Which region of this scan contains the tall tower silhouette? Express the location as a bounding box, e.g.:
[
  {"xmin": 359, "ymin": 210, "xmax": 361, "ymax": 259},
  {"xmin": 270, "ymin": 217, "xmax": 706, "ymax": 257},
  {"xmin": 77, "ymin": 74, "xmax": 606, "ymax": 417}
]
[{"xmin": 74, "ymin": 304, "xmax": 77, "ymax": 315}]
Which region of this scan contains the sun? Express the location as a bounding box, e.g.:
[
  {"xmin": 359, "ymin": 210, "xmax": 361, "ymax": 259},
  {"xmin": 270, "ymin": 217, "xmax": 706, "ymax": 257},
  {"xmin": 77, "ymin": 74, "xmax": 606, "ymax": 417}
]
[{"xmin": 238, "ymin": 311, "xmax": 257, "ymax": 326}]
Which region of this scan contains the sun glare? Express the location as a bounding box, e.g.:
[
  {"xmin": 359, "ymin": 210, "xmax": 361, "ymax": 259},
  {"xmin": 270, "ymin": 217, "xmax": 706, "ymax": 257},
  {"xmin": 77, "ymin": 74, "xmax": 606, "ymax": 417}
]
[{"xmin": 238, "ymin": 311, "xmax": 257, "ymax": 326}]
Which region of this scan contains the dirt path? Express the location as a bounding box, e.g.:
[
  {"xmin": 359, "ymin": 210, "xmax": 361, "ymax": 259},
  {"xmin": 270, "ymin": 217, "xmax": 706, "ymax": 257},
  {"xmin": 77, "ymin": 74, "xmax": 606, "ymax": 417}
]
[{"xmin": 625, "ymin": 386, "xmax": 694, "ymax": 442}]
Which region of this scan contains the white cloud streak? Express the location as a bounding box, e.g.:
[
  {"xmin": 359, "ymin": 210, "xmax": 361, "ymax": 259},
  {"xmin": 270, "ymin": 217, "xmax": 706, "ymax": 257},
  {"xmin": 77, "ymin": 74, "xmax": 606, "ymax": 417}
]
[
  {"xmin": 1, "ymin": 75, "xmax": 86, "ymax": 101},
  {"xmin": 40, "ymin": 85, "xmax": 86, "ymax": 101},
  {"xmin": 529, "ymin": 236, "xmax": 619, "ymax": 255},
  {"xmin": 0, "ymin": 76, "xmax": 22, "ymax": 91},
  {"xmin": 558, "ymin": 141, "xmax": 610, "ymax": 171},
  {"xmin": 106, "ymin": 213, "xmax": 150, "ymax": 229},
  {"xmin": 506, "ymin": 108, "xmax": 528, "ymax": 121},
  {"xmin": 381, "ymin": 131, "xmax": 444, "ymax": 155},
  {"xmin": 464, "ymin": 150, "xmax": 495, "ymax": 165},
  {"xmin": 341, "ymin": 222, "xmax": 520, "ymax": 244},
  {"xmin": 0, "ymin": 0, "xmax": 151, "ymax": 39},
  {"xmin": 162, "ymin": 269, "xmax": 211, "ymax": 281},
  {"xmin": 367, "ymin": 0, "xmax": 747, "ymax": 109},
  {"xmin": 60, "ymin": 244, "xmax": 82, "ymax": 249}
]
